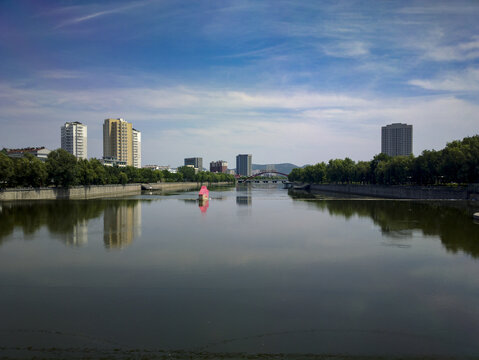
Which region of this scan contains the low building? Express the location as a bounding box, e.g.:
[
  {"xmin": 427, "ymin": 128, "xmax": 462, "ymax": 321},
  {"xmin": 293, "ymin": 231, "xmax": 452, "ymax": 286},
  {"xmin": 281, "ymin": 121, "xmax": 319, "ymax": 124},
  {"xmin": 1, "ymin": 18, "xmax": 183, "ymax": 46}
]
[
  {"xmin": 143, "ymin": 165, "xmax": 170, "ymax": 171},
  {"xmin": 210, "ymin": 160, "xmax": 228, "ymax": 173},
  {"xmin": 6, "ymin": 147, "xmax": 51, "ymax": 161},
  {"xmin": 101, "ymin": 156, "xmax": 127, "ymax": 167}
]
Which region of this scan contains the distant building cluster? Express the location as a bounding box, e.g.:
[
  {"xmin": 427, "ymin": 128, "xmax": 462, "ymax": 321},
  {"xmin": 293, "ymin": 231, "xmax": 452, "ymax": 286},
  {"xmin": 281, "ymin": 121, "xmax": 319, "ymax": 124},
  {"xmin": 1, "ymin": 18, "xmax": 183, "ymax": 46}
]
[
  {"xmin": 5, "ymin": 118, "xmax": 415, "ymax": 172},
  {"xmin": 381, "ymin": 123, "xmax": 413, "ymax": 157}
]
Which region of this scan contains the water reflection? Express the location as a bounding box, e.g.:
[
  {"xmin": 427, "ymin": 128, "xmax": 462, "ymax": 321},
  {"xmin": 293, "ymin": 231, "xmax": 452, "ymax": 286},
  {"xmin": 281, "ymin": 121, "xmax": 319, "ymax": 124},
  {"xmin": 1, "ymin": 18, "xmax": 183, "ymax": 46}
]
[
  {"xmin": 236, "ymin": 185, "xmax": 252, "ymax": 206},
  {"xmin": 0, "ymin": 200, "xmax": 142, "ymax": 249},
  {"xmin": 290, "ymin": 193, "xmax": 479, "ymax": 258},
  {"xmin": 198, "ymin": 199, "xmax": 209, "ymax": 214},
  {"xmin": 103, "ymin": 202, "xmax": 142, "ymax": 249}
]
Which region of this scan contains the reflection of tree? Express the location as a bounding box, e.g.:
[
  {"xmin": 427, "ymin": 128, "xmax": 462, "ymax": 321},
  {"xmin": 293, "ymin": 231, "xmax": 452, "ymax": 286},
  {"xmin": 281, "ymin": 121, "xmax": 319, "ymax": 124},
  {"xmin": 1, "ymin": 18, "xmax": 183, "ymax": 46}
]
[
  {"xmin": 0, "ymin": 200, "xmax": 141, "ymax": 249},
  {"xmin": 103, "ymin": 201, "xmax": 141, "ymax": 249},
  {"xmin": 0, "ymin": 201, "xmax": 107, "ymax": 246},
  {"xmin": 296, "ymin": 198, "xmax": 479, "ymax": 258}
]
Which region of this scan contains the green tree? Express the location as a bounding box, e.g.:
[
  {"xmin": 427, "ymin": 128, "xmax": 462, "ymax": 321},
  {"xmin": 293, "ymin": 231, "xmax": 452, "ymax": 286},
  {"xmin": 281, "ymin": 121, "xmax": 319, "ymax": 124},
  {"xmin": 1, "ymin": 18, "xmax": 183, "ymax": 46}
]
[
  {"xmin": 0, "ymin": 153, "xmax": 14, "ymax": 188},
  {"xmin": 178, "ymin": 166, "xmax": 196, "ymax": 181},
  {"xmin": 46, "ymin": 149, "xmax": 78, "ymax": 187}
]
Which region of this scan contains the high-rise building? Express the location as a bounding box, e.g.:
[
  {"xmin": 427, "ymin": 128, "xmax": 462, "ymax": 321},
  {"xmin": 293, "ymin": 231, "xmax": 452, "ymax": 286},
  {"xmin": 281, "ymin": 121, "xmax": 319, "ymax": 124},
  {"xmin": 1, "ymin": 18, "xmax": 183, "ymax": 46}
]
[
  {"xmin": 210, "ymin": 160, "xmax": 228, "ymax": 173},
  {"xmin": 61, "ymin": 122, "xmax": 87, "ymax": 159},
  {"xmin": 132, "ymin": 128, "xmax": 141, "ymax": 169},
  {"xmin": 103, "ymin": 118, "xmax": 141, "ymax": 167},
  {"xmin": 184, "ymin": 157, "xmax": 203, "ymax": 171},
  {"xmin": 236, "ymin": 154, "xmax": 252, "ymax": 176},
  {"xmin": 381, "ymin": 123, "xmax": 413, "ymax": 157}
]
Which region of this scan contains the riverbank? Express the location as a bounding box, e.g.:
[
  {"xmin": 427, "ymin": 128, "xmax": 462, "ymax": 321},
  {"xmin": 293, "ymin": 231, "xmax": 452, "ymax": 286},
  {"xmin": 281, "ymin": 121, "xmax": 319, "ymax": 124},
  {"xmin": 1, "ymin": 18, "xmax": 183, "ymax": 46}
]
[
  {"xmin": 143, "ymin": 181, "xmax": 233, "ymax": 192},
  {"xmin": 0, "ymin": 182, "xmax": 235, "ymax": 201},
  {"xmin": 293, "ymin": 183, "xmax": 479, "ymax": 200}
]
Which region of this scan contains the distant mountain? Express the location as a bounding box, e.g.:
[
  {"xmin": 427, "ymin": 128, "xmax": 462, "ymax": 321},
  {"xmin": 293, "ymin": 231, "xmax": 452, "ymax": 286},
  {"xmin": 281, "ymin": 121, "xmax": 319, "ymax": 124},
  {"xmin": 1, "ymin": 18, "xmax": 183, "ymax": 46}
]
[{"xmin": 252, "ymin": 163, "xmax": 299, "ymax": 175}]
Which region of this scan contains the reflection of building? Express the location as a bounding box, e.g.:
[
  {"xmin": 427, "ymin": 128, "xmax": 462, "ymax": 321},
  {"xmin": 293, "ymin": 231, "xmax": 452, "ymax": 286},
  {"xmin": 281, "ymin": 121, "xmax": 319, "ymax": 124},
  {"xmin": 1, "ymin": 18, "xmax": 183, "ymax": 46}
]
[
  {"xmin": 236, "ymin": 154, "xmax": 252, "ymax": 176},
  {"xmin": 61, "ymin": 121, "xmax": 87, "ymax": 159},
  {"xmin": 103, "ymin": 202, "xmax": 142, "ymax": 249},
  {"xmin": 236, "ymin": 185, "xmax": 252, "ymax": 206},
  {"xmin": 236, "ymin": 196, "xmax": 252, "ymax": 206},
  {"xmin": 62, "ymin": 219, "xmax": 88, "ymax": 246},
  {"xmin": 184, "ymin": 157, "xmax": 203, "ymax": 171},
  {"xmin": 103, "ymin": 118, "xmax": 141, "ymax": 168},
  {"xmin": 210, "ymin": 160, "xmax": 228, "ymax": 173},
  {"xmin": 381, "ymin": 123, "xmax": 413, "ymax": 157},
  {"xmin": 6, "ymin": 147, "xmax": 51, "ymax": 161}
]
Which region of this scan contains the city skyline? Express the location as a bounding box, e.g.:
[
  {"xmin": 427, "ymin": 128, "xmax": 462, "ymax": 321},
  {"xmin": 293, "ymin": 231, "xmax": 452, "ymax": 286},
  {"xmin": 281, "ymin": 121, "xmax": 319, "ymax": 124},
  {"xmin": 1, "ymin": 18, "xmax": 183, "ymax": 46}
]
[{"xmin": 1, "ymin": 1, "xmax": 479, "ymax": 167}]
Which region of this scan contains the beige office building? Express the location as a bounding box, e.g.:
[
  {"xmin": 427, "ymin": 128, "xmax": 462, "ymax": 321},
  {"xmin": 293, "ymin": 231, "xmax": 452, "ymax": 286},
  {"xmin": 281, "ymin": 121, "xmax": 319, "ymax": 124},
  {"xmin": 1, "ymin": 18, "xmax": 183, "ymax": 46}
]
[{"xmin": 103, "ymin": 118, "xmax": 134, "ymax": 166}]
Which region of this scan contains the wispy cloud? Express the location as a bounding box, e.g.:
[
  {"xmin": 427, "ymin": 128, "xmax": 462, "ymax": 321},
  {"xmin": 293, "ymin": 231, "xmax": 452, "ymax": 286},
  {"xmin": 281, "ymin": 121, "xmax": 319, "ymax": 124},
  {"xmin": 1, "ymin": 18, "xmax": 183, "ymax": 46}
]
[
  {"xmin": 55, "ymin": 1, "xmax": 153, "ymax": 29},
  {"xmin": 409, "ymin": 68, "xmax": 479, "ymax": 91}
]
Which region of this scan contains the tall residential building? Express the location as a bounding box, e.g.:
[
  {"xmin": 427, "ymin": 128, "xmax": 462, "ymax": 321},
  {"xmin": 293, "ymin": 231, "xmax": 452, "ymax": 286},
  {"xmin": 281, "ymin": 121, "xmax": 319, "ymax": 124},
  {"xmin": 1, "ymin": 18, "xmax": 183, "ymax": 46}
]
[
  {"xmin": 236, "ymin": 154, "xmax": 252, "ymax": 176},
  {"xmin": 132, "ymin": 128, "xmax": 141, "ymax": 169},
  {"xmin": 61, "ymin": 122, "xmax": 87, "ymax": 159},
  {"xmin": 210, "ymin": 160, "xmax": 228, "ymax": 173},
  {"xmin": 103, "ymin": 118, "xmax": 135, "ymax": 166},
  {"xmin": 381, "ymin": 123, "xmax": 413, "ymax": 156},
  {"xmin": 184, "ymin": 157, "xmax": 203, "ymax": 171}
]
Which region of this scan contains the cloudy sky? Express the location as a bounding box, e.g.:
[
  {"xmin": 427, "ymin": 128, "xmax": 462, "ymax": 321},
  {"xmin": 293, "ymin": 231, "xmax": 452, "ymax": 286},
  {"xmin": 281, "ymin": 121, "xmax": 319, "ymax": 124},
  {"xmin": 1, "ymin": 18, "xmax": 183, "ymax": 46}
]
[{"xmin": 1, "ymin": 0, "xmax": 478, "ymax": 167}]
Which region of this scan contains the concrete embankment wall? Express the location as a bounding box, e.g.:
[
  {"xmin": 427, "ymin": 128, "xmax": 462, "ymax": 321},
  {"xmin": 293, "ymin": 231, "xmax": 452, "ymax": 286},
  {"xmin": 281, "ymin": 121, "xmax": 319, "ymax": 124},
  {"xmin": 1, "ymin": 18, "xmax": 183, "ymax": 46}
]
[
  {"xmin": 307, "ymin": 183, "xmax": 472, "ymax": 200},
  {"xmin": 0, "ymin": 184, "xmax": 141, "ymax": 201},
  {"xmin": 145, "ymin": 181, "xmax": 233, "ymax": 192},
  {"xmin": 0, "ymin": 182, "xmax": 235, "ymax": 201}
]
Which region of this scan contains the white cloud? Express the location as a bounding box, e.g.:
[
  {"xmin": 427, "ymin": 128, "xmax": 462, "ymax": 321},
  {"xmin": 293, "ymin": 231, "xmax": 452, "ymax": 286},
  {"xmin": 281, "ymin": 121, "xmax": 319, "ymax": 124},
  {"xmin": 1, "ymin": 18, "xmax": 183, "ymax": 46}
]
[
  {"xmin": 1, "ymin": 82, "xmax": 478, "ymax": 165},
  {"xmin": 409, "ymin": 68, "xmax": 479, "ymax": 91},
  {"xmin": 322, "ymin": 41, "xmax": 370, "ymax": 58},
  {"xmin": 54, "ymin": 0, "xmax": 153, "ymax": 29}
]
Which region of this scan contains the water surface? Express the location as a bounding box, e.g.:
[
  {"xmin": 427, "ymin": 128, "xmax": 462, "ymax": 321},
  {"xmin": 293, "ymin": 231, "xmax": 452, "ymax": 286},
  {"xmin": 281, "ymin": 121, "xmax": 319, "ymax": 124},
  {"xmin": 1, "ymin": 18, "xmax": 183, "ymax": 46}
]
[{"xmin": 1, "ymin": 185, "xmax": 479, "ymax": 358}]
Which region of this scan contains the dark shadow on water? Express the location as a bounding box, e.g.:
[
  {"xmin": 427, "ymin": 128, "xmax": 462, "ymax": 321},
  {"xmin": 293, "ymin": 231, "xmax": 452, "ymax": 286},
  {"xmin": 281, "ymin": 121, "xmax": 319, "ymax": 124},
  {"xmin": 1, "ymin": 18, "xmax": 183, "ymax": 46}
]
[{"xmin": 290, "ymin": 190, "xmax": 479, "ymax": 258}]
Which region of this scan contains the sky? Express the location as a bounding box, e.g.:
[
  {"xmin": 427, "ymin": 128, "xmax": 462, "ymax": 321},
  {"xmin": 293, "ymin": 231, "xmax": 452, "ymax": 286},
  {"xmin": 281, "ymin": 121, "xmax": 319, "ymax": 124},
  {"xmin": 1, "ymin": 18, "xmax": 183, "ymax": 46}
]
[{"xmin": 0, "ymin": 0, "xmax": 478, "ymax": 167}]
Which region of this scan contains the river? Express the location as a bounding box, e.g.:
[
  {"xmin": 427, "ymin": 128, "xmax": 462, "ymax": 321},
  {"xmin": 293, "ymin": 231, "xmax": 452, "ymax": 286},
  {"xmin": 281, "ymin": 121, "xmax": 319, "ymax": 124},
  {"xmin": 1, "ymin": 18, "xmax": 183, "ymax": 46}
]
[{"xmin": 1, "ymin": 184, "xmax": 479, "ymax": 358}]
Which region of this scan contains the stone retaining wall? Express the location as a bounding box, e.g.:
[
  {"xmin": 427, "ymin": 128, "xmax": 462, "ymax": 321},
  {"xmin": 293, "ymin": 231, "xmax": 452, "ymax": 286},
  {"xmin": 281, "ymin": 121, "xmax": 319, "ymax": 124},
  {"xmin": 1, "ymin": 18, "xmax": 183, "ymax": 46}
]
[
  {"xmin": 307, "ymin": 183, "xmax": 471, "ymax": 200},
  {"xmin": 0, "ymin": 184, "xmax": 141, "ymax": 201},
  {"xmin": 144, "ymin": 181, "xmax": 233, "ymax": 192}
]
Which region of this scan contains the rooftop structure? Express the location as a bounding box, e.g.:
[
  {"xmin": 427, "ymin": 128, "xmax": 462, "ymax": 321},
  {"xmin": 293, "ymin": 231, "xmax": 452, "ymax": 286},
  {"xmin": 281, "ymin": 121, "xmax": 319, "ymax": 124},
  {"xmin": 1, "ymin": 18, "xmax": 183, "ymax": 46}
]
[{"xmin": 6, "ymin": 147, "xmax": 51, "ymax": 161}]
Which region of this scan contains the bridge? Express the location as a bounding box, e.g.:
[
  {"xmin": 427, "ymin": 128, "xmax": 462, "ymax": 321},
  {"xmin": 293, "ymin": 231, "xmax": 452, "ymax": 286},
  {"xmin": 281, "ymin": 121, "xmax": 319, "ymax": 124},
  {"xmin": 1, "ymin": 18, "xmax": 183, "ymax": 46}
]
[{"xmin": 237, "ymin": 170, "xmax": 290, "ymax": 184}]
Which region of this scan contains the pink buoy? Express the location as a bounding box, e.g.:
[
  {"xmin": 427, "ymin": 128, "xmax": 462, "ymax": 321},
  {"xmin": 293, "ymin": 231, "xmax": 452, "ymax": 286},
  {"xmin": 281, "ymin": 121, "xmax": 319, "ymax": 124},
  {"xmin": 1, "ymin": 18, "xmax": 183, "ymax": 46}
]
[{"xmin": 198, "ymin": 185, "xmax": 209, "ymax": 201}]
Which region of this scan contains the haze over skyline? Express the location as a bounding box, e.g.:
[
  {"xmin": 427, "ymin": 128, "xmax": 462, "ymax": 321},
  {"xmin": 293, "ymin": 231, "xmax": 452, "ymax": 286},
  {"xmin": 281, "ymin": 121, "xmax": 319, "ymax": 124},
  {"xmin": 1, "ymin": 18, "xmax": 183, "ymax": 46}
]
[{"xmin": 1, "ymin": 0, "xmax": 478, "ymax": 167}]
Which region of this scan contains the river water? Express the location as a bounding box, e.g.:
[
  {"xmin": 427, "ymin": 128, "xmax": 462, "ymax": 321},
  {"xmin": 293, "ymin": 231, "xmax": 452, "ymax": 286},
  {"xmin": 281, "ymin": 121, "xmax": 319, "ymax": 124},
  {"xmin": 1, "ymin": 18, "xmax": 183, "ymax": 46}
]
[{"xmin": 1, "ymin": 184, "xmax": 479, "ymax": 358}]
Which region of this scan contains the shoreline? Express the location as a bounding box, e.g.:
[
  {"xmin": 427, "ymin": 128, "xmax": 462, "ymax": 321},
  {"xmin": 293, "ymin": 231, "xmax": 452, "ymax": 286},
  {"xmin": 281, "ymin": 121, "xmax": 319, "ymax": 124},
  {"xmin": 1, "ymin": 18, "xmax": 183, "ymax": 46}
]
[
  {"xmin": 292, "ymin": 183, "xmax": 479, "ymax": 200},
  {"xmin": 0, "ymin": 182, "xmax": 235, "ymax": 201}
]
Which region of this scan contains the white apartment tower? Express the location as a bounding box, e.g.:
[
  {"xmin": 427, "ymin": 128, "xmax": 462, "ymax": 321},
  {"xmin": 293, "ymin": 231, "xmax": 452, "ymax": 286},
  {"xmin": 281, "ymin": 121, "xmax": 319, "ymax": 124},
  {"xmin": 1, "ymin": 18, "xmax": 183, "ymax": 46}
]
[
  {"xmin": 381, "ymin": 123, "xmax": 413, "ymax": 157},
  {"xmin": 132, "ymin": 128, "xmax": 141, "ymax": 169},
  {"xmin": 61, "ymin": 121, "xmax": 87, "ymax": 159}
]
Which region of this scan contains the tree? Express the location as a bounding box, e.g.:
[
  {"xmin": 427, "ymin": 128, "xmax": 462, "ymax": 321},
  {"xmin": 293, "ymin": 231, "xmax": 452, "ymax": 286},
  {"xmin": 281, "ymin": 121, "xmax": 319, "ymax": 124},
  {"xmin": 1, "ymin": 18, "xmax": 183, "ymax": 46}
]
[
  {"xmin": 46, "ymin": 149, "xmax": 78, "ymax": 187},
  {"xmin": 0, "ymin": 153, "xmax": 14, "ymax": 188},
  {"xmin": 178, "ymin": 166, "xmax": 196, "ymax": 181}
]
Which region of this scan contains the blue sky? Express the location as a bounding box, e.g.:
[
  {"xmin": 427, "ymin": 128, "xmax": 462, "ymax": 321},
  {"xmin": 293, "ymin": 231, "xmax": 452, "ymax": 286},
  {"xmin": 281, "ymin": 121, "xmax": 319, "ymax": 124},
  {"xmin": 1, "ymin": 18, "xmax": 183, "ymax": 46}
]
[{"xmin": 1, "ymin": 0, "xmax": 478, "ymax": 167}]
